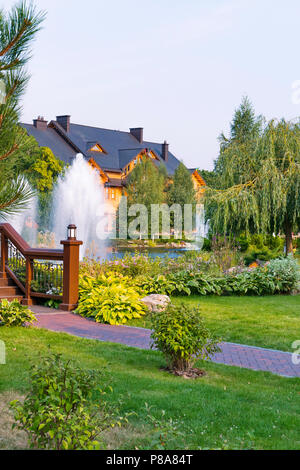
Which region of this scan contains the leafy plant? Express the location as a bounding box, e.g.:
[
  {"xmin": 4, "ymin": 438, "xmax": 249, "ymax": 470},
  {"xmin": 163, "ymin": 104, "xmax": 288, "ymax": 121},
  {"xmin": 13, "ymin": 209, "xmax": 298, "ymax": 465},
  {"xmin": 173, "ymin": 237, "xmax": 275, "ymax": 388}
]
[
  {"xmin": 151, "ymin": 303, "xmax": 220, "ymax": 371},
  {"xmin": 0, "ymin": 299, "xmax": 36, "ymax": 327},
  {"xmin": 44, "ymin": 299, "xmax": 62, "ymax": 310},
  {"xmin": 77, "ymin": 276, "xmax": 147, "ymax": 325},
  {"xmin": 135, "ymin": 274, "xmax": 178, "ymax": 296},
  {"xmin": 10, "ymin": 353, "xmax": 119, "ymax": 450}
]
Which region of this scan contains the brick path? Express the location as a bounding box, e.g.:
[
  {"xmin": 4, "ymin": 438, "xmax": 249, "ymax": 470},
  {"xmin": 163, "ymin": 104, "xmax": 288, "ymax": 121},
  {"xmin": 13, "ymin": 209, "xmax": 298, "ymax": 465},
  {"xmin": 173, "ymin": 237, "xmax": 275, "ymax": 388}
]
[{"xmin": 30, "ymin": 307, "xmax": 300, "ymax": 378}]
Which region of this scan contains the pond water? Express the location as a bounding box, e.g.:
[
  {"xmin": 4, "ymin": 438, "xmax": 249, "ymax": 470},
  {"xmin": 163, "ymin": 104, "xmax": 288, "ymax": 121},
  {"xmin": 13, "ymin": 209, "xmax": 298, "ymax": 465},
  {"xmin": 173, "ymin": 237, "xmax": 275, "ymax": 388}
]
[{"xmin": 104, "ymin": 246, "xmax": 201, "ymax": 260}]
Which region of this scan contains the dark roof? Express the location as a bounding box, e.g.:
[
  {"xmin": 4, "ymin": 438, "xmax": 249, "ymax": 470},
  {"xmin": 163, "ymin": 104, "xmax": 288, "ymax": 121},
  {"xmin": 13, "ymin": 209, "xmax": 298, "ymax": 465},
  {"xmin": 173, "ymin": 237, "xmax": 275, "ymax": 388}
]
[
  {"xmin": 21, "ymin": 119, "xmax": 184, "ymax": 175},
  {"xmin": 21, "ymin": 123, "xmax": 77, "ymax": 162}
]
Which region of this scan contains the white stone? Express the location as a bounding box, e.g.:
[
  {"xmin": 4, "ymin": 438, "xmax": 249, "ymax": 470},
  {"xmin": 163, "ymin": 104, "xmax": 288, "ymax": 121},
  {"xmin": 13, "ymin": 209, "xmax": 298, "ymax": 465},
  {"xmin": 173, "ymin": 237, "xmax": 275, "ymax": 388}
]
[{"xmin": 141, "ymin": 294, "xmax": 170, "ymax": 313}]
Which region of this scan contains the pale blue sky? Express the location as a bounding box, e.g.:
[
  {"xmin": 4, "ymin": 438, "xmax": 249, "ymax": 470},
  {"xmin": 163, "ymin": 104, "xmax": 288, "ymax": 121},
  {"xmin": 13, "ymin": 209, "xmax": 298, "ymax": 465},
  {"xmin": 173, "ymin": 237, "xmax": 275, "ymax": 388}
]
[{"xmin": 5, "ymin": 0, "xmax": 300, "ymax": 169}]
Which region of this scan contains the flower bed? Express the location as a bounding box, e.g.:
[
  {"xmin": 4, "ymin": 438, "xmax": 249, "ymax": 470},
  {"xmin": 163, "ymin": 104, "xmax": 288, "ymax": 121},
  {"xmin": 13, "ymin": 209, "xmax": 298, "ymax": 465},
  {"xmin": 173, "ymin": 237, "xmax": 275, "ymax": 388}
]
[{"xmin": 77, "ymin": 254, "xmax": 300, "ymax": 325}]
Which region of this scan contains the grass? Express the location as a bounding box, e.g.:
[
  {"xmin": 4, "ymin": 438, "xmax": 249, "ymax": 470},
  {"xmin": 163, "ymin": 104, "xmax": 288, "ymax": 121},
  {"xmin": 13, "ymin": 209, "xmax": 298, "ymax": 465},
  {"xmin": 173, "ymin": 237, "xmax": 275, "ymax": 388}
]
[
  {"xmin": 0, "ymin": 326, "xmax": 299, "ymax": 450},
  {"xmin": 127, "ymin": 295, "xmax": 300, "ymax": 352}
]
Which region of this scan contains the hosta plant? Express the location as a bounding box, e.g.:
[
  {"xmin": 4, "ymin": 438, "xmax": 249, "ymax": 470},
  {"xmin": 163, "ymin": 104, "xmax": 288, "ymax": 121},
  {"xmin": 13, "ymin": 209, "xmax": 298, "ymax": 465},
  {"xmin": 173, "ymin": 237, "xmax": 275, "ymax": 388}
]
[
  {"xmin": 76, "ymin": 280, "xmax": 147, "ymax": 325},
  {"xmin": 0, "ymin": 299, "xmax": 36, "ymax": 327}
]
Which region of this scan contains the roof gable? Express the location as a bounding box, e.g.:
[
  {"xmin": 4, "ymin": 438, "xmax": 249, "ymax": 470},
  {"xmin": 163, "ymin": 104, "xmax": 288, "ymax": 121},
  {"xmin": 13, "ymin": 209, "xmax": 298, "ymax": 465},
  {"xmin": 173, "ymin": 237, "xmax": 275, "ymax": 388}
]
[{"xmin": 21, "ymin": 119, "xmax": 187, "ymax": 176}]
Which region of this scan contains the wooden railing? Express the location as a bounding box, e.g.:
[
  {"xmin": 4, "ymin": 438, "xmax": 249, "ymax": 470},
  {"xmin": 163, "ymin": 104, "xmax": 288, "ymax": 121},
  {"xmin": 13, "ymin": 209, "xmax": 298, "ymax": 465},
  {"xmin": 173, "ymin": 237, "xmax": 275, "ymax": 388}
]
[{"xmin": 0, "ymin": 223, "xmax": 83, "ymax": 311}]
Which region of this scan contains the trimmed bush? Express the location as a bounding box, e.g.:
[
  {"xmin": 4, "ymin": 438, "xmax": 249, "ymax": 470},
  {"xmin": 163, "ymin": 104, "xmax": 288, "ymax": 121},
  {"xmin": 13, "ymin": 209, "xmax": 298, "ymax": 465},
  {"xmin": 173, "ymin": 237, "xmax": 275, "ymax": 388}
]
[{"xmin": 151, "ymin": 303, "xmax": 220, "ymax": 372}]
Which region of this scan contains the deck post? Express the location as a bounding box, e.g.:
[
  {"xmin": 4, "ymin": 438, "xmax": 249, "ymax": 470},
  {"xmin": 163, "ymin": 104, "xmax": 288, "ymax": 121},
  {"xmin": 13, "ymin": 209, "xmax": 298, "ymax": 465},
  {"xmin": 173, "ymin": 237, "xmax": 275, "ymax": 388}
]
[
  {"xmin": 23, "ymin": 258, "xmax": 33, "ymax": 306},
  {"xmin": 0, "ymin": 232, "xmax": 8, "ymax": 279},
  {"xmin": 60, "ymin": 225, "xmax": 83, "ymax": 311}
]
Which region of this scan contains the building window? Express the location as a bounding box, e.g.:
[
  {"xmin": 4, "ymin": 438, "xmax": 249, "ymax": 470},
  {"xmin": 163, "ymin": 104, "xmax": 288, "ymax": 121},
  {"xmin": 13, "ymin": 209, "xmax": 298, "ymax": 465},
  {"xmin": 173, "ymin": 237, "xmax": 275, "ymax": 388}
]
[
  {"xmin": 89, "ymin": 143, "xmax": 105, "ymax": 153},
  {"xmin": 105, "ymin": 188, "xmax": 109, "ymax": 199},
  {"xmin": 111, "ymin": 190, "xmax": 115, "ymax": 199}
]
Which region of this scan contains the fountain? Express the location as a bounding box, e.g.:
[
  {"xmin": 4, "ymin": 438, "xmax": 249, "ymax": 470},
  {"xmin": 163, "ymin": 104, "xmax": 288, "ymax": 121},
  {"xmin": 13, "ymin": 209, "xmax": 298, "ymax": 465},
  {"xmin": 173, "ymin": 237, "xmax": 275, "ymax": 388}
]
[
  {"xmin": 2, "ymin": 156, "xmax": 208, "ymax": 260},
  {"xmin": 51, "ymin": 154, "xmax": 106, "ymax": 258}
]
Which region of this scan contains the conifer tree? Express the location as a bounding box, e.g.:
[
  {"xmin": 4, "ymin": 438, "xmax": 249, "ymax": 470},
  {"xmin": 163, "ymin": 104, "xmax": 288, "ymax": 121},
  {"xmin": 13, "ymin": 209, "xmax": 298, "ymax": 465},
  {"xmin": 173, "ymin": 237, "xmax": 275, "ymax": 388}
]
[{"xmin": 0, "ymin": 1, "xmax": 45, "ymax": 218}]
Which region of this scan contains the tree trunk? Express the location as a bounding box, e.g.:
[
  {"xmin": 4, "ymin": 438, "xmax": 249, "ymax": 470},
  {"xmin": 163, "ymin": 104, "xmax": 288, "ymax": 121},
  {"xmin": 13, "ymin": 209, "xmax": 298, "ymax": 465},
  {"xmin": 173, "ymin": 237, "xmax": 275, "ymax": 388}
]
[{"xmin": 285, "ymin": 221, "xmax": 294, "ymax": 255}]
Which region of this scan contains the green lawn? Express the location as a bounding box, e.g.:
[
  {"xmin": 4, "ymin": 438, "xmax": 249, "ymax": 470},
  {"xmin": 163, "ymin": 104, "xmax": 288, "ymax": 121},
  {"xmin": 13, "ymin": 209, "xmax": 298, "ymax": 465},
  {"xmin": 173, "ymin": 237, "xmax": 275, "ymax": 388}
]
[
  {"xmin": 127, "ymin": 295, "xmax": 300, "ymax": 352},
  {"xmin": 0, "ymin": 327, "xmax": 299, "ymax": 450}
]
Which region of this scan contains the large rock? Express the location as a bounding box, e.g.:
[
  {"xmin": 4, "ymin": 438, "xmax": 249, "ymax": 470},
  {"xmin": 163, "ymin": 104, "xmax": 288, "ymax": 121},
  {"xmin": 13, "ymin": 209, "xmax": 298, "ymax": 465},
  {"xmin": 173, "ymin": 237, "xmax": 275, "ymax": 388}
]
[{"xmin": 141, "ymin": 294, "xmax": 170, "ymax": 313}]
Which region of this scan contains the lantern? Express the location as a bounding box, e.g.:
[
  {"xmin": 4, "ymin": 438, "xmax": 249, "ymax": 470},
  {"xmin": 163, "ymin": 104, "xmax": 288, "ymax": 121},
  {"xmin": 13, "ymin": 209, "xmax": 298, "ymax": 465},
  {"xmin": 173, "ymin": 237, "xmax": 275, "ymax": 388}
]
[{"xmin": 67, "ymin": 224, "xmax": 77, "ymax": 240}]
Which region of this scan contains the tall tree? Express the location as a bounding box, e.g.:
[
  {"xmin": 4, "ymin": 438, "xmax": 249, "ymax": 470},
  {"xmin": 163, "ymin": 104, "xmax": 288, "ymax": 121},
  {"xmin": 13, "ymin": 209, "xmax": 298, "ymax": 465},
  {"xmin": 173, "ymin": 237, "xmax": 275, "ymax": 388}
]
[
  {"xmin": 205, "ymin": 111, "xmax": 300, "ymax": 253},
  {"xmin": 167, "ymin": 162, "xmax": 196, "ymax": 206},
  {"xmin": 5, "ymin": 140, "xmax": 65, "ymax": 229},
  {"xmin": 124, "ymin": 157, "xmax": 167, "ymax": 237},
  {"xmin": 126, "ymin": 157, "xmax": 166, "ymax": 208},
  {"xmin": 0, "ymin": 1, "xmax": 45, "ymax": 218},
  {"xmin": 166, "ymin": 162, "xmax": 197, "ymax": 237},
  {"xmin": 215, "ymin": 97, "xmax": 263, "ymax": 179}
]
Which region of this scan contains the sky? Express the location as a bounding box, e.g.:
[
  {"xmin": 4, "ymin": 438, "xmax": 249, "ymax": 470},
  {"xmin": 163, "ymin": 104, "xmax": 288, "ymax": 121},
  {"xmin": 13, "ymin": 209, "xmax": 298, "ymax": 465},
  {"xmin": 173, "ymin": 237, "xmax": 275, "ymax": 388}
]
[{"xmin": 4, "ymin": 0, "xmax": 300, "ymax": 169}]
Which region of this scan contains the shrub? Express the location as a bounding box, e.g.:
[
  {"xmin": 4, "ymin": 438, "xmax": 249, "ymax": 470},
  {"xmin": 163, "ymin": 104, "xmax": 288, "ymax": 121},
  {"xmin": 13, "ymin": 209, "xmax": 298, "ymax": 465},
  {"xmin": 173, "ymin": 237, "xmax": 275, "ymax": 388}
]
[
  {"xmin": 77, "ymin": 276, "xmax": 147, "ymax": 325},
  {"xmin": 81, "ymin": 253, "xmax": 162, "ymax": 278},
  {"xmin": 135, "ymin": 274, "xmax": 178, "ymax": 296},
  {"xmin": 10, "ymin": 353, "xmax": 115, "ymax": 450},
  {"xmin": 0, "ymin": 299, "xmax": 36, "ymax": 327},
  {"xmin": 266, "ymin": 255, "xmax": 300, "ymax": 292},
  {"xmin": 151, "ymin": 303, "xmax": 220, "ymax": 371}
]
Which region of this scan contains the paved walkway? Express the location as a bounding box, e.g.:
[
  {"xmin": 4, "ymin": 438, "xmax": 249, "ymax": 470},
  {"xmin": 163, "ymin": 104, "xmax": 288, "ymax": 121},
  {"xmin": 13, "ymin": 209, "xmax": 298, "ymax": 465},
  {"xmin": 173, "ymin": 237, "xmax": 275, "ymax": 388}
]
[{"xmin": 30, "ymin": 307, "xmax": 300, "ymax": 378}]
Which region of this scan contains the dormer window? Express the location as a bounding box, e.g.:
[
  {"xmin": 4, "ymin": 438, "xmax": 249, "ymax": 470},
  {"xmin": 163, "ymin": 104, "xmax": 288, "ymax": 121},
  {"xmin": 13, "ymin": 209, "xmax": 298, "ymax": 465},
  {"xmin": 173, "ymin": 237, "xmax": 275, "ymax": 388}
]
[{"xmin": 89, "ymin": 143, "xmax": 105, "ymax": 153}]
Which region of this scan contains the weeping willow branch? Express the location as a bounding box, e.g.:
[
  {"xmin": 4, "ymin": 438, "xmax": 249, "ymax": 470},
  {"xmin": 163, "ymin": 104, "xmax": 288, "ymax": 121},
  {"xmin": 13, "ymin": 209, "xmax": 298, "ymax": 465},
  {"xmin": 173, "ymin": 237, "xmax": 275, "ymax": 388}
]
[{"xmin": 205, "ymin": 118, "xmax": 300, "ymax": 251}]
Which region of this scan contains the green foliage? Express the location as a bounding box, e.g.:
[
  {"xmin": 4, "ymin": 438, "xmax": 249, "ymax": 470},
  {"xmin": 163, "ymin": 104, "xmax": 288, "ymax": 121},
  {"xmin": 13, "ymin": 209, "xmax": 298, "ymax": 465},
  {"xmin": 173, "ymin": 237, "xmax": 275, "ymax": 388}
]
[
  {"xmin": 125, "ymin": 157, "xmax": 167, "ymax": 237},
  {"xmin": 135, "ymin": 274, "xmax": 178, "ymax": 296},
  {"xmin": 0, "ymin": 299, "xmax": 36, "ymax": 327},
  {"xmin": 10, "ymin": 353, "xmax": 112, "ymax": 450},
  {"xmin": 206, "ymin": 97, "xmax": 300, "ymax": 253},
  {"xmin": 167, "ymin": 162, "xmax": 196, "ymax": 206},
  {"xmin": 172, "ymin": 257, "xmax": 299, "ymax": 296},
  {"xmin": 44, "ymin": 299, "xmax": 62, "ymax": 310},
  {"xmin": 151, "ymin": 303, "xmax": 220, "ymax": 371},
  {"xmin": 0, "ymin": 2, "xmax": 45, "ymax": 217},
  {"xmin": 237, "ymin": 233, "xmax": 284, "ymax": 265},
  {"xmin": 8, "ymin": 141, "xmax": 65, "ymax": 229},
  {"xmin": 167, "ymin": 162, "xmax": 197, "ymax": 234},
  {"xmin": 76, "ymin": 274, "xmax": 147, "ymax": 325},
  {"xmin": 79, "ymin": 251, "xmax": 299, "ymax": 302},
  {"xmin": 127, "ymin": 156, "xmax": 166, "ymax": 208},
  {"xmin": 81, "ymin": 252, "xmax": 163, "ymax": 278},
  {"xmin": 266, "ymin": 255, "xmax": 300, "ymax": 291}
]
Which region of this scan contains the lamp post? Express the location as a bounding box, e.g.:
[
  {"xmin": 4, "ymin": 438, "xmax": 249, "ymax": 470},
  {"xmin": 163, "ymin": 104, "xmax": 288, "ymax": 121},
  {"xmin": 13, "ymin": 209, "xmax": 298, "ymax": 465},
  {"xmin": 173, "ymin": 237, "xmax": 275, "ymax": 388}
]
[{"xmin": 60, "ymin": 224, "xmax": 83, "ymax": 311}]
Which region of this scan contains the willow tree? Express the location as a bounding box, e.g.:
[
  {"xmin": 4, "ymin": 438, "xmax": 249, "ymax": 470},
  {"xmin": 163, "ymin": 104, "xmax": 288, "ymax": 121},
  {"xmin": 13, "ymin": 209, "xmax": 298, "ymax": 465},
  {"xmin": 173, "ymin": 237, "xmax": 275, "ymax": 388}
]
[
  {"xmin": 0, "ymin": 1, "xmax": 44, "ymax": 218},
  {"xmin": 205, "ymin": 117, "xmax": 300, "ymax": 254}
]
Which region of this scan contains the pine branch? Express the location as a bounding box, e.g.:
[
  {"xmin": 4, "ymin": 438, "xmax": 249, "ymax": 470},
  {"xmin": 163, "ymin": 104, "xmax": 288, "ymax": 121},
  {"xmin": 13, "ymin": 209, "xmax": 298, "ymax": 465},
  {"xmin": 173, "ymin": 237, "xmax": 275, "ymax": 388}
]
[
  {"xmin": 0, "ymin": 176, "xmax": 34, "ymax": 218},
  {"xmin": 0, "ymin": 19, "xmax": 30, "ymax": 58},
  {"xmin": 0, "ymin": 142, "xmax": 18, "ymax": 161}
]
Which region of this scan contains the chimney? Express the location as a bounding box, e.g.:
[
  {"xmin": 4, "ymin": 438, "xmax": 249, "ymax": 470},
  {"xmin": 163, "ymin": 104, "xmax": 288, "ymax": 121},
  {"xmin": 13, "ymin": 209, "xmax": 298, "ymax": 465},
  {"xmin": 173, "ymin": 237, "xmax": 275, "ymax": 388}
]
[
  {"xmin": 162, "ymin": 141, "xmax": 169, "ymax": 162},
  {"xmin": 33, "ymin": 116, "xmax": 48, "ymax": 130},
  {"xmin": 130, "ymin": 127, "xmax": 143, "ymax": 143},
  {"xmin": 56, "ymin": 115, "xmax": 71, "ymax": 133}
]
